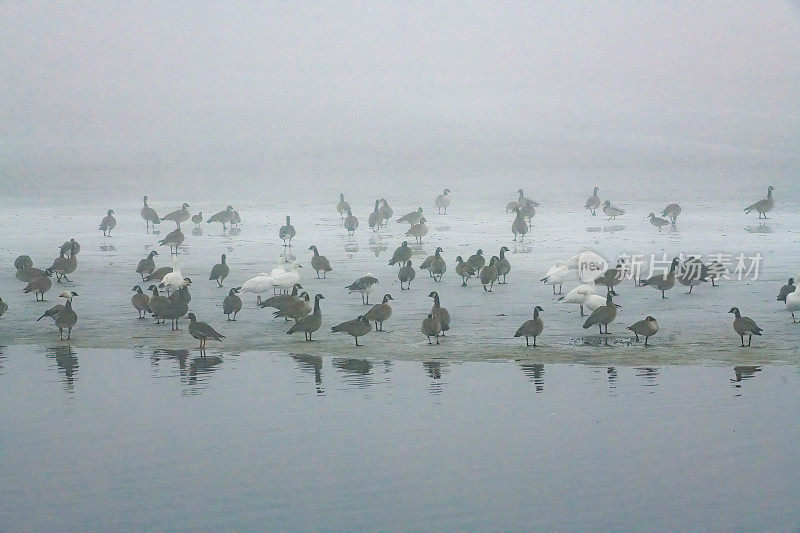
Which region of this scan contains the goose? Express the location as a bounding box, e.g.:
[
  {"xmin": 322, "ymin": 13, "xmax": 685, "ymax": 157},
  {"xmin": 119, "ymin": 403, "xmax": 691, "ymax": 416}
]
[
  {"xmin": 676, "ymin": 257, "xmax": 708, "ymax": 294},
  {"xmin": 0, "ymin": 297, "xmax": 7, "ymax": 317},
  {"xmin": 337, "ymin": 194, "xmax": 351, "ymax": 218},
  {"xmin": 140, "ymin": 196, "xmax": 161, "ymax": 231},
  {"xmin": 288, "ymin": 294, "xmax": 325, "ymax": 340},
  {"xmin": 595, "ymin": 262, "xmax": 625, "ymax": 291},
  {"xmin": 514, "ymin": 306, "xmax": 544, "ymax": 346},
  {"xmin": 422, "ymin": 314, "xmax": 442, "ymax": 344},
  {"xmin": 54, "ymin": 291, "xmax": 78, "ymax": 340},
  {"xmin": 511, "ymin": 207, "xmax": 528, "ymax": 241},
  {"xmin": 209, "ymin": 254, "xmax": 230, "ymax": 287},
  {"xmin": 429, "ymin": 291, "xmax": 450, "ymax": 335},
  {"xmin": 585, "ymin": 187, "xmax": 601, "ymax": 215},
  {"xmin": 744, "ymin": 185, "xmax": 774, "ymax": 219},
  {"xmin": 368, "ymin": 200, "xmax": 384, "ymax": 231},
  {"xmin": 429, "ymin": 247, "xmax": 446, "ymax": 282},
  {"xmin": 131, "ymin": 285, "xmax": 150, "ymax": 318},
  {"xmin": 496, "ymin": 246, "xmax": 511, "ymax": 284},
  {"xmin": 164, "ymin": 284, "xmax": 191, "ymax": 331},
  {"xmin": 144, "ymin": 266, "xmax": 173, "ymax": 283},
  {"xmin": 147, "ymin": 285, "xmax": 173, "ymax": 325},
  {"xmin": 505, "ymin": 189, "xmax": 526, "ymax": 212},
  {"xmin": 419, "ymin": 253, "xmax": 435, "ymax": 277},
  {"xmin": 272, "ymin": 262, "xmax": 303, "ymax": 294},
  {"xmin": 558, "ymin": 283, "xmax": 597, "ymax": 316},
  {"xmin": 207, "ymin": 205, "xmax": 235, "ymax": 230},
  {"xmin": 37, "ymin": 303, "xmax": 64, "ymax": 322},
  {"xmin": 158, "ymin": 228, "xmax": 185, "ymax": 255},
  {"xmin": 136, "ymin": 250, "xmax": 159, "ymax": 280},
  {"xmin": 398, "ymin": 261, "xmax": 416, "ymax": 290},
  {"xmin": 364, "ymin": 294, "xmax": 393, "ymax": 331},
  {"xmin": 647, "ymin": 213, "xmax": 670, "ymax": 230},
  {"xmin": 344, "ymin": 209, "xmax": 359, "ymax": 235},
  {"xmin": 99, "ymin": 209, "xmax": 116, "ymax": 236},
  {"xmin": 259, "ymin": 283, "xmax": 303, "ymax": 311},
  {"xmin": 48, "ymin": 246, "xmax": 77, "ymax": 282},
  {"xmin": 628, "ymin": 316, "xmax": 658, "ymax": 346},
  {"xmin": 582, "ymin": 290, "xmax": 620, "ymax": 334},
  {"xmin": 231, "ymin": 209, "xmax": 241, "ymax": 228},
  {"xmin": 274, "ymin": 291, "xmax": 312, "ymax": 321},
  {"xmin": 279, "ymin": 216, "xmax": 296, "ymax": 245},
  {"xmin": 706, "ymin": 261, "xmax": 727, "ymax": 287},
  {"xmin": 187, "ymin": 313, "xmax": 225, "ymax": 352},
  {"xmin": 661, "ymin": 204, "xmax": 681, "ymax": 223},
  {"xmin": 309, "ymin": 245, "xmax": 333, "ymax": 278},
  {"xmin": 24, "ymin": 271, "xmax": 53, "ymax": 301},
  {"xmin": 223, "ymin": 288, "xmax": 242, "ymax": 321},
  {"xmin": 435, "ymin": 188, "xmax": 451, "ymax": 214},
  {"xmin": 640, "ymin": 258, "xmax": 680, "ymax": 298},
  {"xmin": 388, "ymin": 241, "xmax": 412, "ymax": 267},
  {"xmin": 161, "ymin": 202, "xmax": 191, "ymax": 228},
  {"xmin": 466, "ymin": 249, "xmax": 486, "ymax": 271},
  {"xmin": 396, "ymin": 207, "xmax": 423, "ymax": 225},
  {"xmin": 191, "ymin": 212, "xmax": 203, "ymax": 226},
  {"xmin": 405, "ymin": 217, "xmax": 428, "ymax": 244},
  {"xmin": 14, "ymin": 255, "xmax": 33, "ymax": 270},
  {"xmin": 16, "ymin": 267, "xmax": 48, "ymax": 283},
  {"xmin": 602, "ymin": 200, "xmax": 624, "ymax": 220},
  {"xmin": 519, "ymin": 199, "xmax": 536, "ymax": 225},
  {"xmin": 541, "ymin": 261, "xmax": 571, "ymax": 294},
  {"xmin": 785, "ymin": 286, "xmax": 800, "ymax": 323},
  {"xmin": 159, "ymin": 257, "xmax": 185, "ymax": 293},
  {"xmin": 379, "ymin": 198, "xmax": 393, "ymax": 224},
  {"xmin": 60, "ymin": 238, "xmax": 80, "ymax": 257},
  {"xmin": 346, "ymin": 274, "xmax": 379, "ymax": 304},
  {"xmin": 729, "ymin": 307, "xmax": 763, "ymax": 346},
  {"xmin": 480, "ymin": 256, "xmax": 499, "ymax": 291},
  {"xmin": 331, "ymin": 315, "xmax": 372, "ymax": 346},
  {"xmin": 455, "ymin": 256, "xmax": 476, "ymax": 287},
  {"xmin": 777, "ymin": 278, "xmax": 796, "ymax": 302},
  {"xmin": 237, "ymin": 273, "xmax": 274, "ymax": 305}
]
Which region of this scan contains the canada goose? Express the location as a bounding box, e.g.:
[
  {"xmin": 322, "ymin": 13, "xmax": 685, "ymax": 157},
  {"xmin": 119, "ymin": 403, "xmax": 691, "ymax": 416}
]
[
  {"xmin": 519, "ymin": 199, "xmax": 536, "ymax": 225},
  {"xmin": 744, "ymin": 185, "xmax": 774, "ymax": 219},
  {"xmin": 331, "ymin": 315, "xmax": 372, "ymax": 346},
  {"xmin": 144, "ymin": 266, "xmax": 173, "ymax": 283},
  {"xmin": 191, "ymin": 212, "xmax": 203, "ymax": 226},
  {"xmin": 288, "ymin": 294, "xmax": 325, "ymax": 340},
  {"xmin": 677, "ymin": 257, "xmax": 708, "ymax": 294},
  {"xmin": 405, "ymin": 217, "xmax": 428, "ymax": 244},
  {"xmin": 99, "ymin": 209, "xmax": 116, "ymax": 236},
  {"xmin": 398, "ymin": 261, "xmax": 416, "ymax": 290},
  {"xmin": 259, "ymin": 283, "xmax": 303, "ymax": 311},
  {"xmin": 274, "ymin": 291, "xmax": 312, "ymax": 321},
  {"xmin": 344, "ymin": 209, "xmax": 359, "ymax": 235},
  {"xmin": 466, "ymin": 249, "xmax": 486, "ymax": 271},
  {"xmin": 309, "ymin": 245, "xmax": 333, "ymax": 278},
  {"xmin": 435, "ymin": 188, "xmax": 451, "ymax": 214},
  {"xmin": 158, "ymin": 228, "xmax": 185, "ymax": 255},
  {"xmin": 661, "ymin": 204, "xmax": 681, "ymax": 223},
  {"xmin": 223, "ymin": 288, "xmax": 242, "ymax": 321},
  {"xmin": 364, "ymin": 294, "xmax": 393, "ymax": 331},
  {"xmin": 272, "ymin": 262, "xmax": 303, "ymax": 294},
  {"xmin": 422, "ymin": 314, "xmax": 442, "ymax": 344},
  {"xmin": 37, "ymin": 303, "xmax": 64, "ymax": 322},
  {"xmin": 238, "ymin": 273, "xmax": 273, "ymax": 305},
  {"xmin": 14, "ymin": 255, "xmax": 33, "ymax": 270},
  {"xmin": 16, "ymin": 267, "xmax": 48, "ymax": 283},
  {"xmin": 785, "ymin": 285, "xmax": 800, "ymax": 323},
  {"xmin": 147, "ymin": 285, "xmax": 172, "ymax": 324},
  {"xmin": 706, "ymin": 261, "xmax": 727, "ymax": 287},
  {"xmin": 368, "ymin": 200, "xmax": 383, "ymax": 231},
  {"xmin": 595, "ymin": 262, "xmax": 625, "ymax": 291},
  {"xmin": 419, "ymin": 253, "xmax": 435, "ymax": 277},
  {"xmin": 396, "ymin": 207, "xmax": 424, "ymax": 225},
  {"xmin": 729, "ymin": 307, "xmax": 763, "ymax": 346},
  {"xmin": 496, "ymin": 246, "xmax": 511, "ymax": 284},
  {"xmin": 585, "ymin": 187, "xmax": 601, "ymax": 215},
  {"xmin": 131, "ymin": 285, "xmax": 150, "ymax": 319},
  {"xmin": 346, "ymin": 274, "xmax": 379, "ymax": 304},
  {"xmin": 279, "ymin": 216, "xmax": 296, "ymax": 245},
  {"xmin": 505, "ymin": 189, "xmax": 526, "ymax": 212},
  {"xmin": 208, "ymin": 254, "xmax": 230, "ymax": 287},
  {"xmin": 511, "ymin": 207, "xmax": 528, "ymax": 241},
  {"xmin": 455, "ymin": 256, "xmax": 476, "ymax": 287},
  {"xmin": 207, "ymin": 205, "xmax": 235, "ymax": 230},
  {"xmin": 514, "ymin": 306, "xmax": 544, "ymax": 346},
  {"xmin": 187, "ymin": 313, "xmax": 225, "ymax": 353},
  {"xmin": 161, "ymin": 203, "xmax": 191, "ymax": 228},
  {"xmin": 388, "ymin": 241, "xmax": 412, "ymax": 267},
  {"xmin": 640, "ymin": 258, "xmax": 680, "ymax": 298},
  {"xmin": 0, "ymin": 297, "xmax": 7, "ymax": 317},
  {"xmin": 647, "ymin": 213, "xmax": 670, "ymax": 230},
  {"xmin": 627, "ymin": 316, "xmax": 658, "ymax": 346},
  {"xmin": 230, "ymin": 209, "xmax": 241, "ymax": 228},
  {"xmin": 602, "ymin": 200, "xmax": 624, "ymax": 220},
  {"xmin": 48, "ymin": 246, "xmax": 77, "ymax": 282},
  {"xmin": 541, "ymin": 261, "xmax": 570, "ymax": 294},
  {"xmin": 429, "ymin": 291, "xmax": 450, "ymax": 335},
  {"xmin": 141, "ymin": 196, "xmax": 161, "ymax": 231},
  {"xmin": 23, "ymin": 271, "xmax": 53, "ymax": 301},
  {"xmin": 777, "ymin": 278, "xmax": 796, "ymax": 302},
  {"xmin": 164, "ymin": 284, "xmax": 191, "ymax": 330},
  {"xmin": 60, "ymin": 238, "xmax": 80, "ymax": 257},
  {"xmin": 582, "ymin": 290, "xmax": 619, "ymax": 334},
  {"xmin": 54, "ymin": 291, "xmax": 78, "ymax": 340},
  {"xmin": 379, "ymin": 198, "xmax": 393, "ymax": 224},
  {"xmin": 136, "ymin": 250, "xmax": 159, "ymax": 280},
  {"xmin": 337, "ymin": 194, "xmax": 351, "ymax": 218},
  {"xmin": 429, "ymin": 247, "xmax": 446, "ymax": 282},
  {"xmin": 480, "ymin": 257, "xmax": 499, "ymax": 291}
]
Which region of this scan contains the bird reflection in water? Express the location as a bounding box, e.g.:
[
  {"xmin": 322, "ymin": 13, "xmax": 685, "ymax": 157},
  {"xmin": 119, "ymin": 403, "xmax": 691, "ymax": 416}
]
[
  {"xmin": 744, "ymin": 222, "xmax": 772, "ymax": 234},
  {"xmin": 731, "ymin": 366, "xmax": 761, "ymax": 394},
  {"xmin": 152, "ymin": 348, "xmax": 189, "ymax": 372},
  {"xmin": 99, "ymin": 243, "xmax": 117, "ymax": 252},
  {"xmin": 293, "ymin": 354, "xmax": 324, "ymax": 394},
  {"xmin": 368, "ymin": 235, "xmax": 388, "ymax": 258},
  {"xmin": 635, "ymin": 367, "xmax": 660, "ymax": 391},
  {"xmin": 45, "ymin": 345, "xmax": 79, "ymax": 392},
  {"xmin": 0, "ymin": 345, "xmax": 5, "ymax": 375},
  {"xmin": 518, "ymin": 363, "xmax": 545, "ymax": 392},
  {"xmin": 332, "ymin": 358, "xmax": 373, "ymax": 388},
  {"xmin": 423, "ymin": 360, "xmax": 449, "ymax": 395},
  {"xmin": 607, "ymin": 367, "xmax": 618, "ymax": 396},
  {"xmin": 187, "ymin": 355, "xmax": 222, "ymax": 390}
]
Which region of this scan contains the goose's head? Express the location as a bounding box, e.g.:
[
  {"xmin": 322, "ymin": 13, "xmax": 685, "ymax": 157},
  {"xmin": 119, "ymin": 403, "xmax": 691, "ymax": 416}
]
[
  {"xmin": 768, "ymin": 185, "xmax": 774, "ymax": 192},
  {"xmin": 728, "ymin": 307, "xmax": 740, "ymax": 315},
  {"xmin": 183, "ymin": 277, "xmax": 192, "ymax": 285},
  {"xmin": 230, "ymin": 288, "xmax": 240, "ymax": 295},
  {"xmin": 444, "ymin": 188, "xmax": 450, "ymax": 194},
  {"xmin": 148, "ymin": 284, "xmax": 158, "ymax": 292},
  {"xmin": 143, "ymin": 195, "xmax": 149, "ymax": 204},
  {"xmin": 59, "ymin": 291, "xmax": 78, "ymax": 299},
  {"xmin": 456, "ymin": 256, "xmax": 464, "ymax": 262},
  {"xmin": 648, "ymin": 213, "xmax": 655, "ymax": 219},
  {"xmin": 187, "ymin": 313, "xmax": 197, "ymax": 321},
  {"xmin": 428, "ymin": 291, "xmax": 438, "ymax": 299},
  {"xmin": 107, "ymin": 209, "xmax": 114, "ymax": 215},
  {"xmin": 402, "ymin": 241, "xmax": 408, "ymax": 247},
  {"xmin": 316, "ymin": 293, "xmax": 325, "ymax": 301},
  {"xmin": 645, "ymin": 316, "xmax": 656, "ymax": 322},
  {"xmin": 435, "ymin": 247, "xmax": 443, "ymax": 254},
  {"xmin": 405, "ymin": 260, "xmax": 413, "ymax": 267},
  {"xmin": 500, "ymin": 246, "xmax": 510, "ymax": 253},
  {"xmin": 132, "ymin": 285, "xmax": 141, "ymax": 292},
  {"xmin": 534, "ymin": 305, "xmax": 543, "ymax": 314},
  {"xmin": 604, "ymin": 200, "xmax": 611, "ymax": 206},
  {"xmin": 417, "ymin": 207, "xmax": 423, "ymax": 213},
  {"xmin": 594, "ymin": 186, "xmax": 599, "ymax": 192},
  {"xmin": 789, "ymin": 278, "xmax": 795, "ymax": 285}
]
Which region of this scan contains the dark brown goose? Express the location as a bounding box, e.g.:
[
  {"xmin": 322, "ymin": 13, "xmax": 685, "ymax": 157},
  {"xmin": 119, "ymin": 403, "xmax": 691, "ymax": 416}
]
[
  {"xmin": 480, "ymin": 257, "xmax": 499, "ymax": 292},
  {"xmin": 582, "ymin": 290, "xmax": 619, "ymax": 334},
  {"xmin": 288, "ymin": 294, "xmax": 325, "ymax": 340},
  {"xmin": 331, "ymin": 315, "xmax": 372, "ymax": 346},
  {"xmin": 429, "ymin": 247, "xmax": 446, "ymax": 282},
  {"xmin": 23, "ymin": 270, "xmax": 53, "ymax": 301},
  {"xmin": 429, "ymin": 291, "xmax": 450, "ymax": 335},
  {"xmin": 207, "ymin": 205, "xmax": 235, "ymax": 230},
  {"xmin": 136, "ymin": 250, "xmax": 159, "ymax": 280},
  {"xmin": 187, "ymin": 313, "xmax": 225, "ymax": 353},
  {"xmin": 279, "ymin": 216, "xmax": 296, "ymax": 245},
  {"xmin": 422, "ymin": 313, "xmax": 442, "ymax": 344},
  {"xmin": 496, "ymin": 246, "xmax": 511, "ymax": 284},
  {"xmin": 364, "ymin": 294, "xmax": 393, "ymax": 331},
  {"xmin": 141, "ymin": 196, "xmax": 161, "ymax": 232},
  {"xmin": 398, "ymin": 260, "xmax": 415, "ymax": 290},
  {"xmin": 388, "ymin": 241, "xmax": 412, "ymax": 268},
  {"xmin": 729, "ymin": 307, "xmax": 763, "ymax": 346},
  {"xmin": 368, "ymin": 200, "xmax": 383, "ymax": 231},
  {"xmin": 131, "ymin": 285, "xmax": 150, "ymax": 319},
  {"xmin": 161, "ymin": 202, "xmax": 191, "ymax": 228},
  {"xmin": 309, "ymin": 245, "xmax": 333, "ymax": 278},
  {"xmin": 515, "ymin": 306, "xmax": 544, "ymax": 346},
  {"xmin": 209, "ymin": 254, "xmax": 230, "ymax": 287},
  {"xmin": 511, "ymin": 207, "xmax": 528, "ymax": 241},
  {"xmin": 337, "ymin": 194, "xmax": 351, "ymax": 218},
  {"xmin": 455, "ymin": 256, "xmax": 476, "ymax": 287},
  {"xmin": 99, "ymin": 209, "xmax": 116, "ymax": 236},
  {"xmin": 344, "ymin": 209, "xmax": 359, "ymax": 235},
  {"xmin": 627, "ymin": 316, "xmax": 658, "ymax": 346},
  {"xmin": 54, "ymin": 291, "xmax": 78, "ymax": 340},
  {"xmin": 158, "ymin": 228, "xmax": 185, "ymax": 255},
  {"xmin": 223, "ymin": 288, "xmax": 242, "ymax": 321}
]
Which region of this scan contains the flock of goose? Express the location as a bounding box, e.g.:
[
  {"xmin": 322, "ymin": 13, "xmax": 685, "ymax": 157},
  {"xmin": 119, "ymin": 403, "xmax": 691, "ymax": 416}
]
[{"xmin": 0, "ymin": 184, "xmax": 788, "ymax": 352}]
